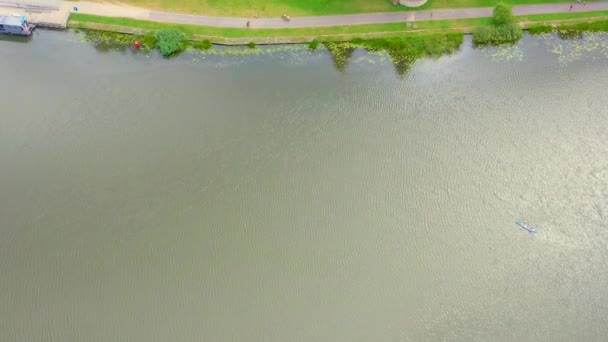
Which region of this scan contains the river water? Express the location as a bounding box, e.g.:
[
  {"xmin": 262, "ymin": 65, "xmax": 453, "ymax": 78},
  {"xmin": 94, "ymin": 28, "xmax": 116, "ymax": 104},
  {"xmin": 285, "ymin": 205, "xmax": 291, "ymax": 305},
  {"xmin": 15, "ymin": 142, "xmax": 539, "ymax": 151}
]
[{"xmin": 1, "ymin": 30, "xmax": 608, "ymax": 341}]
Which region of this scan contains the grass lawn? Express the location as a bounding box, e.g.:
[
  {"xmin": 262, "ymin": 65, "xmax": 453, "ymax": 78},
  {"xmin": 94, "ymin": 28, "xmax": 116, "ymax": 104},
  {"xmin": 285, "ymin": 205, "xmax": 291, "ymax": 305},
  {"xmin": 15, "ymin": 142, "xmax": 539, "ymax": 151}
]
[
  {"xmin": 69, "ymin": 13, "xmax": 499, "ymax": 39},
  {"xmin": 417, "ymin": 0, "xmax": 586, "ymax": 11},
  {"xmin": 110, "ymin": 0, "xmax": 592, "ymax": 17},
  {"xmin": 69, "ymin": 11, "xmax": 608, "ymax": 40},
  {"xmin": 113, "ymin": 0, "xmax": 402, "ymax": 17}
]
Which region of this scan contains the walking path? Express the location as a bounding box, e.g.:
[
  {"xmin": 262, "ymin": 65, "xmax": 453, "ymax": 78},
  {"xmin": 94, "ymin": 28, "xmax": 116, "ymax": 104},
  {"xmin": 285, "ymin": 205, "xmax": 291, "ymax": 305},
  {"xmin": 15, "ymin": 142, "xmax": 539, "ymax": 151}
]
[{"xmin": 63, "ymin": 1, "xmax": 608, "ymax": 29}]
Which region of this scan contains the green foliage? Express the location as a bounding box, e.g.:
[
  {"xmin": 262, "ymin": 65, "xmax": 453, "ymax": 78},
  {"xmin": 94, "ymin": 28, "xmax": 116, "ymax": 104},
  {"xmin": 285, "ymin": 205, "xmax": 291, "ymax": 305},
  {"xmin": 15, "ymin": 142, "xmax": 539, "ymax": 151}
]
[
  {"xmin": 473, "ymin": 25, "xmax": 493, "ymax": 44},
  {"xmin": 473, "ymin": 23, "xmax": 522, "ymax": 45},
  {"xmin": 191, "ymin": 39, "xmax": 212, "ymax": 49},
  {"xmin": 493, "ymin": 2, "xmax": 515, "ymax": 26},
  {"xmin": 561, "ymin": 20, "xmax": 608, "ymax": 32},
  {"xmin": 325, "ymin": 33, "xmax": 463, "ymax": 74},
  {"xmin": 528, "ymin": 20, "xmax": 608, "ymax": 37},
  {"xmin": 324, "ymin": 42, "xmax": 357, "ymax": 71},
  {"xmin": 154, "ymin": 28, "xmax": 186, "ymax": 57},
  {"xmin": 80, "ymin": 30, "xmax": 148, "ymax": 52},
  {"xmin": 557, "ymin": 28, "xmax": 583, "ymax": 39},
  {"xmin": 308, "ymin": 39, "xmax": 319, "ymax": 50},
  {"xmin": 528, "ymin": 25, "xmax": 552, "ymax": 35},
  {"xmin": 364, "ymin": 34, "xmax": 462, "ymax": 75},
  {"xmin": 355, "ymin": 33, "xmax": 463, "ymax": 57},
  {"xmin": 473, "ymin": 3, "xmax": 522, "ymax": 46},
  {"xmin": 140, "ymin": 32, "xmax": 157, "ymax": 49},
  {"xmin": 248, "ymin": 41, "xmax": 256, "ymax": 48}
]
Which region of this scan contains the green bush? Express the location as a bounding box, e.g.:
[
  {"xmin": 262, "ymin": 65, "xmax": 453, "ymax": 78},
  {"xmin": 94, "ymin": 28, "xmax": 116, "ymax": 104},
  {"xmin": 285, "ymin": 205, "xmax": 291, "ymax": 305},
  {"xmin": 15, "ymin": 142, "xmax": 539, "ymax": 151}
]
[
  {"xmin": 473, "ymin": 24, "xmax": 522, "ymax": 45},
  {"xmin": 472, "ymin": 26, "xmax": 493, "ymax": 45},
  {"xmin": 248, "ymin": 41, "xmax": 256, "ymax": 48},
  {"xmin": 154, "ymin": 29, "xmax": 186, "ymax": 57},
  {"xmin": 495, "ymin": 23, "xmax": 523, "ymax": 42},
  {"xmin": 493, "ymin": 2, "xmax": 515, "ymax": 26},
  {"xmin": 308, "ymin": 40, "xmax": 319, "ymax": 50},
  {"xmin": 191, "ymin": 39, "xmax": 212, "ymax": 49},
  {"xmin": 473, "ymin": 3, "xmax": 522, "ymax": 46}
]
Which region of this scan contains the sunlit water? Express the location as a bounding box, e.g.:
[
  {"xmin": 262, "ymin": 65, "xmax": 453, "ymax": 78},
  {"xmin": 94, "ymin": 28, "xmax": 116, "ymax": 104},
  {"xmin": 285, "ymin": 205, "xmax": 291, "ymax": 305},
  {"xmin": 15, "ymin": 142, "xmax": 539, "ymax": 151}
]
[{"xmin": 1, "ymin": 31, "xmax": 607, "ymax": 341}]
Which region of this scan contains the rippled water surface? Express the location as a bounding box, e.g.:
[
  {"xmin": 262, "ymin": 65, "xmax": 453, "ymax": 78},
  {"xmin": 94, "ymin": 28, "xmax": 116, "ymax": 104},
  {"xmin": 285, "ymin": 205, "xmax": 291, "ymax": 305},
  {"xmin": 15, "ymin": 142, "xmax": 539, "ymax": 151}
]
[{"xmin": 1, "ymin": 31, "xmax": 608, "ymax": 341}]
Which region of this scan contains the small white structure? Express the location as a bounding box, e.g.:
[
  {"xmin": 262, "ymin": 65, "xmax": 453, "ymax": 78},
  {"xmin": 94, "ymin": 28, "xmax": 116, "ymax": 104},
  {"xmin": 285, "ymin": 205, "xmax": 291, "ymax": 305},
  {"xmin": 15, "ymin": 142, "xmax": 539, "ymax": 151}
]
[{"xmin": 399, "ymin": 0, "xmax": 428, "ymax": 8}]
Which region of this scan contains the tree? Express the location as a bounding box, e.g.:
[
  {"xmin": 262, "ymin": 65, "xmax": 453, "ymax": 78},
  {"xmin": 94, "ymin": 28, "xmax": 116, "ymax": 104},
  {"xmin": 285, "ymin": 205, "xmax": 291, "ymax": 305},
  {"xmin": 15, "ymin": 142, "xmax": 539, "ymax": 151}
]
[{"xmin": 493, "ymin": 2, "xmax": 515, "ymax": 26}]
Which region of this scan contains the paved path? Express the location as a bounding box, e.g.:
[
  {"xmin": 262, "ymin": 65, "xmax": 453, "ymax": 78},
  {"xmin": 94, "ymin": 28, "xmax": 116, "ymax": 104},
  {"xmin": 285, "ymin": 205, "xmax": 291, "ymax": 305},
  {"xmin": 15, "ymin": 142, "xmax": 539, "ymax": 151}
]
[{"xmin": 71, "ymin": 1, "xmax": 608, "ymax": 29}]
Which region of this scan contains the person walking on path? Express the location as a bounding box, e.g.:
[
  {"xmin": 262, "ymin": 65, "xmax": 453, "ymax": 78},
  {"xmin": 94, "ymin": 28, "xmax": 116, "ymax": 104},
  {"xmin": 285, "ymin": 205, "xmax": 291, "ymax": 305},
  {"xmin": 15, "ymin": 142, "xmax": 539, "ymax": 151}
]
[
  {"xmin": 569, "ymin": 4, "xmax": 574, "ymax": 10},
  {"xmin": 246, "ymin": 20, "xmax": 250, "ymax": 27}
]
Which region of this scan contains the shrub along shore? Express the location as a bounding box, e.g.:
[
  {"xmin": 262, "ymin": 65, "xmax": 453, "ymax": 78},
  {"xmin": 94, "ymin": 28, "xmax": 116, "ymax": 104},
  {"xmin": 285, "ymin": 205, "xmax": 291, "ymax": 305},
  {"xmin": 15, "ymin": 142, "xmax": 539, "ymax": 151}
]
[{"xmin": 473, "ymin": 3, "xmax": 523, "ymax": 45}]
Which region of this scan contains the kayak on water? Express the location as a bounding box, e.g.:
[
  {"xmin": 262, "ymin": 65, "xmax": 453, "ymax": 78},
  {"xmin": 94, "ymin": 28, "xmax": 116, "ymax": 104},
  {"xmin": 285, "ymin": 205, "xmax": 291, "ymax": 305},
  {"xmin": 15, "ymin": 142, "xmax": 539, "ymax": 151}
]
[{"xmin": 516, "ymin": 220, "xmax": 537, "ymax": 233}]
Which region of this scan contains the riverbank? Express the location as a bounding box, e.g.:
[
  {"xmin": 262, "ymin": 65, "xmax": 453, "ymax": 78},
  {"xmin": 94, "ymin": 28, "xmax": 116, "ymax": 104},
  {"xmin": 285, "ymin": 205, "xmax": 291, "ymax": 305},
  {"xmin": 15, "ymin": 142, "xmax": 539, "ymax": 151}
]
[{"xmin": 68, "ymin": 11, "xmax": 608, "ymax": 45}]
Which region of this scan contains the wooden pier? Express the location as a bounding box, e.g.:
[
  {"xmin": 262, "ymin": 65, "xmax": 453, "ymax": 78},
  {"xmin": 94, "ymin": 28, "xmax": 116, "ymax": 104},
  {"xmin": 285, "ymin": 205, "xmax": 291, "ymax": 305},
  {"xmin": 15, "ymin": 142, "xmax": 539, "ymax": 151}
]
[{"xmin": 0, "ymin": 2, "xmax": 69, "ymax": 28}]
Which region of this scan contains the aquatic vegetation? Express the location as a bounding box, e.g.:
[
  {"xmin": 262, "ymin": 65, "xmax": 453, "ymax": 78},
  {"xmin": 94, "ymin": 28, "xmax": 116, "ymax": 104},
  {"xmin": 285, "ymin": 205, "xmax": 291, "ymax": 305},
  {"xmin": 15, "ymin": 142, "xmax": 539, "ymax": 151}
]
[
  {"xmin": 324, "ymin": 34, "xmax": 463, "ymax": 74},
  {"xmin": 191, "ymin": 39, "xmax": 212, "ymax": 50},
  {"xmin": 557, "ymin": 28, "xmax": 583, "ymax": 40},
  {"xmin": 481, "ymin": 44, "xmax": 524, "ymax": 62},
  {"xmin": 155, "ymin": 29, "xmax": 187, "ymax": 57},
  {"xmin": 79, "ymin": 30, "xmax": 155, "ymax": 52},
  {"xmin": 543, "ymin": 32, "xmax": 608, "ymax": 64},
  {"xmin": 324, "ymin": 42, "xmax": 357, "ymax": 71},
  {"xmin": 193, "ymin": 44, "xmax": 312, "ymax": 57},
  {"xmin": 308, "ymin": 40, "xmax": 319, "ymax": 50},
  {"xmin": 74, "ymin": 27, "xmax": 462, "ymax": 74},
  {"xmin": 358, "ymin": 34, "xmax": 463, "ymax": 75},
  {"xmin": 76, "ymin": 28, "xmax": 214, "ymax": 56},
  {"xmin": 530, "ymin": 20, "xmax": 608, "ymax": 63},
  {"xmin": 529, "ymin": 20, "xmax": 608, "ymax": 36}
]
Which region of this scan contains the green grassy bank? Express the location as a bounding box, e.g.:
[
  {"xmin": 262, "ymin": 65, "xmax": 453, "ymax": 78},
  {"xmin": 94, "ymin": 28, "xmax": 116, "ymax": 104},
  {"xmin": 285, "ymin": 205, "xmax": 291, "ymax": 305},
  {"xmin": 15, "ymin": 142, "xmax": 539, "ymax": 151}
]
[
  {"xmin": 108, "ymin": 0, "xmax": 592, "ymax": 17},
  {"xmin": 68, "ymin": 11, "xmax": 608, "ymax": 44},
  {"xmin": 78, "ymin": 27, "xmax": 463, "ymax": 75},
  {"xmin": 70, "ymin": 10, "xmax": 608, "ymax": 73}
]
